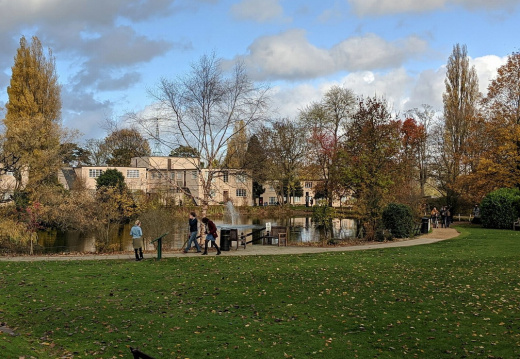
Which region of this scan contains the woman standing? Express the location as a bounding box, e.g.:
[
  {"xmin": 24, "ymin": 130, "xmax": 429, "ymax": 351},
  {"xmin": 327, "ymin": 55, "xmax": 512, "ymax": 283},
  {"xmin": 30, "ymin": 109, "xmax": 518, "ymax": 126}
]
[
  {"xmin": 201, "ymin": 217, "xmax": 221, "ymax": 255},
  {"xmin": 130, "ymin": 220, "xmax": 144, "ymax": 261}
]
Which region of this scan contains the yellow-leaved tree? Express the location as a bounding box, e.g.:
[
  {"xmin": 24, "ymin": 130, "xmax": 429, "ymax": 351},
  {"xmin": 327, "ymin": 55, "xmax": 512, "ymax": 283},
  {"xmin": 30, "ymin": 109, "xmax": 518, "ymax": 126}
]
[{"xmin": 3, "ymin": 36, "xmax": 62, "ymax": 193}]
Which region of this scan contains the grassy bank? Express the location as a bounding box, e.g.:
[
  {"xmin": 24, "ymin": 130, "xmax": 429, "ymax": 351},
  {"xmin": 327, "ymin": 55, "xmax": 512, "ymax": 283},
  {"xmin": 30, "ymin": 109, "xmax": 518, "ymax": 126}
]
[{"xmin": 1, "ymin": 225, "xmax": 519, "ymax": 358}]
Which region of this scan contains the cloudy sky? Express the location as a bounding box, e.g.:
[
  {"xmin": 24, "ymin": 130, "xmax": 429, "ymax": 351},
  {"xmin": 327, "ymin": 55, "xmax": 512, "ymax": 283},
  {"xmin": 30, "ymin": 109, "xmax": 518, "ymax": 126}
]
[{"xmin": 0, "ymin": 0, "xmax": 518, "ymax": 141}]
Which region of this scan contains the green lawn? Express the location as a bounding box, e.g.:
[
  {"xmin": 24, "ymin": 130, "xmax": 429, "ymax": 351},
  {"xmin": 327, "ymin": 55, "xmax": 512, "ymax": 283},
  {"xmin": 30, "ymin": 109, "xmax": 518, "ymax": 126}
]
[{"xmin": 1, "ymin": 225, "xmax": 520, "ymax": 358}]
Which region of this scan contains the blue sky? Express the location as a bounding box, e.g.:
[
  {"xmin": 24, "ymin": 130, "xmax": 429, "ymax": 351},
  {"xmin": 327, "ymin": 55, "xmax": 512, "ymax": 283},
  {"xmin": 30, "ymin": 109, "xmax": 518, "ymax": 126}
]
[{"xmin": 1, "ymin": 0, "xmax": 519, "ymax": 141}]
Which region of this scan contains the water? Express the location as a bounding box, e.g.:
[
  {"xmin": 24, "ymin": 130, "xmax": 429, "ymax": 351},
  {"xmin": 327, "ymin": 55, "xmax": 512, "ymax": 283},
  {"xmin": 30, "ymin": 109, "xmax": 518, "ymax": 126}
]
[{"xmin": 36, "ymin": 214, "xmax": 358, "ymax": 253}]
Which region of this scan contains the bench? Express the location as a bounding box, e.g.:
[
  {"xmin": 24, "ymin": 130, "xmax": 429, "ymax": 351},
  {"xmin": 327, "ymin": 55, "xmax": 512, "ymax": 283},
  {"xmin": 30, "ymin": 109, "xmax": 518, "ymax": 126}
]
[{"xmin": 514, "ymin": 219, "xmax": 520, "ymax": 231}]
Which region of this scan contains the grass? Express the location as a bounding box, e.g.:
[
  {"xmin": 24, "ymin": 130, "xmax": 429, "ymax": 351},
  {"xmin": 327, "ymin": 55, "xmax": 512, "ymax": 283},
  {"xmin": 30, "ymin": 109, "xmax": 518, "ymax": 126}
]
[{"xmin": 1, "ymin": 225, "xmax": 520, "ymax": 358}]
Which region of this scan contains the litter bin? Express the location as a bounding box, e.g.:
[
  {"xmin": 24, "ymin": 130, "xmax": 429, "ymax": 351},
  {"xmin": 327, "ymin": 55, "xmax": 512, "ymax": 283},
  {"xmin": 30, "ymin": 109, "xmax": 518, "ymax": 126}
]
[
  {"xmin": 220, "ymin": 229, "xmax": 231, "ymax": 251},
  {"xmin": 421, "ymin": 217, "xmax": 430, "ymax": 234}
]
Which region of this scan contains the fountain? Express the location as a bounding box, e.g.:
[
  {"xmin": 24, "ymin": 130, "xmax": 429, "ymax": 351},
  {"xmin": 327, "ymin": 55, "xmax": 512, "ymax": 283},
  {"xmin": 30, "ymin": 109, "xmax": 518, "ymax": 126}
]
[{"xmin": 225, "ymin": 201, "xmax": 240, "ymax": 225}]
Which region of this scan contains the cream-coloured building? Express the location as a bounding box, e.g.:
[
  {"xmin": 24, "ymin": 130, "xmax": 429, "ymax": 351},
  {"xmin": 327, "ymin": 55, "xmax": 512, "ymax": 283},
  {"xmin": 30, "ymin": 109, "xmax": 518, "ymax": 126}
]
[
  {"xmin": 58, "ymin": 156, "xmax": 254, "ymax": 206},
  {"xmin": 260, "ymin": 180, "xmax": 352, "ymax": 207}
]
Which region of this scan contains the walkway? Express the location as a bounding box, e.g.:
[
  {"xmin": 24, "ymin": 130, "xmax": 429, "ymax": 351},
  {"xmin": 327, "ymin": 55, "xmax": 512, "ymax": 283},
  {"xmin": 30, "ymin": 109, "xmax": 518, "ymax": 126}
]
[{"xmin": 0, "ymin": 227, "xmax": 459, "ymax": 262}]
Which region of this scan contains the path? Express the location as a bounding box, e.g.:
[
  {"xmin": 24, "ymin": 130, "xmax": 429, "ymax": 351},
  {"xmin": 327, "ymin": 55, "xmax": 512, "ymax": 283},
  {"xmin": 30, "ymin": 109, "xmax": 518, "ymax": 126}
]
[{"xmin": 0, "ymin": 227, "xmax": 460, "ymax": 262}]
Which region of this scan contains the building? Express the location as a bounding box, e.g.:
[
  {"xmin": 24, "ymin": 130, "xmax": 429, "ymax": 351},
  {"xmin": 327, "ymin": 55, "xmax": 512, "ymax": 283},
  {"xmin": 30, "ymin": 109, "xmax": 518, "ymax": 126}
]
[{"xmin": 58, "ymin": 156, "xmax": 254, "ymax": 206}]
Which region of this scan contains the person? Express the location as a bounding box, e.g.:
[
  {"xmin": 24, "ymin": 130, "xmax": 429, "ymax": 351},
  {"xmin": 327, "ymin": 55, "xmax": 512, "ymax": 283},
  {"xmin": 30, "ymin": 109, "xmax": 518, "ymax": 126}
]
[
  {"xmin": 130, "ymin": 220, "xmax": 144, "ymax": 261},
  {"xmin": 446, "ymin": 206, "xmax": 451, "ymax": 228},
  {"xmin": 184, "ymin": 211, "xmax": 201, "ymax": 253},
  {"xmin": 430, "ymin": 207, "xmax": 440, "ymax": 228},
  {"xmin": 440, "ymin": 206, "xmax": 446, "ymax": 228},
  {"xmin": 201, "ymin": 217, "xmax": 221, "ymax": 255},
  {"xmin": 472, "ymin": 204, "xmax": 481, "ymax": 224}
]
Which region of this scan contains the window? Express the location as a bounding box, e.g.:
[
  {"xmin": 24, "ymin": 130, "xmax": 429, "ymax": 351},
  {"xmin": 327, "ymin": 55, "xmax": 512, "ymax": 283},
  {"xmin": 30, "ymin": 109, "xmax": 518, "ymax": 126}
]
[
  {"xmin": 223, "ymin": 171, "xmax": 229, "ymax": 183},
  {"xmin": 269, "ymin": 197, "xmax": 276, "ymax": 205},
  {"xmin": 236, "ymin": 188, "xmax": 246, "ymax": 197},
  {"xmin": 236, "ymin": 173, "xmax": 246, "ymax": 183},
  {"xmin": 177, "ymin": 172, "xmax": 183, "ymax": 180},
  {"xmin": 127, "ymin": 170, "xmax": 139, "ymax": 178},
  {"xmin": 305, "ymin": 182, "xmax": 313, "ymax": 188},
  {"xmin": 191, "ymin": 171, "xmax": 198, "ymax": 180},
  {"xmin": 5, "ymin": 171, "xmax": 13, "ymax": 176},
  {"xmin": 294, "ymin": 197, "xmax": 301, "ymax": 203},
  {"xmin": 151, "ymin": 171, "xmax": 162, "ymax": 179},
  {"xmin": 88, "ymin": 169, "xmax": 103, "ymax": 178}
]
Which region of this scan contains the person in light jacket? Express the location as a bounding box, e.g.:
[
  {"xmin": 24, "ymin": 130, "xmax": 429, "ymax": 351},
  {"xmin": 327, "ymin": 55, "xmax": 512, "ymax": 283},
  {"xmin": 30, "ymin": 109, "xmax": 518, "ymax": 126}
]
[{"xmin": 130, "ymin": 220, "xmax": 144, "ymax": 261}]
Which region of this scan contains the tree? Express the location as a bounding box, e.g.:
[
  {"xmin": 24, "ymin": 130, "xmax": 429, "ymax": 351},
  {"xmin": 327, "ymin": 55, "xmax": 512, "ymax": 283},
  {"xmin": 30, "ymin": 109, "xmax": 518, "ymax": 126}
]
[
  {"xmin": 300, "ymin": 86, "xmax": 356, "ymax": 206},
  {"xmin": 169, "ymin": 145, "xmax": 200, "ymax": 158},
  {"xmin": 103, "ymin": 128, "xmax": 151, "ymax": 166},
  {"xmin": 450, "ymin": 52, "xmax": 520, "ymax": 205},
  {"xmin": 339, "ymin": 96, "xmax": 402, "ymax": 239},
  {"xmin": 404, "ymin": 105, "xmax": 436, "ymax": 197},
  {"xmin": 440, "ymin": 43, "xmax": 480, "ymax": 210},
  {"xmin": 60, "ymin": 143, "xmax": 92, "ymax": 166},
  {"xmin": 260, "ymin": 119, "xmax": 308, "ymax": 205},
  {"xmin": 83, "ymin": 139, "xmax": 109, "ymax": 166},
  {"xmin": 145, "ymin": 53, "xmax": 269, "ymax": 215},
  {"xmin": 96, "ymin": 168, "xmax": 126, "ymax": 190},
  {"xmin": 224, "ymin": 120, "xmax": 248, "ymax": 168},
  {"xmin": 244, "ymin": 134, "xmax": 268, "ymax": 205},
  {"xmin": 3, "ymin": 36, "xmax": 62, "ymax": 192}
]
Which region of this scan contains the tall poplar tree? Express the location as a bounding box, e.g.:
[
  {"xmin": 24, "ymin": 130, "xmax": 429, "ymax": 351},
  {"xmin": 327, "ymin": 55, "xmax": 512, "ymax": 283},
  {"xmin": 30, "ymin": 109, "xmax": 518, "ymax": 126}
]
[
  {"xmin": 440, "ymin": 43, "xmax": 480, "ymax": 209},
  {"xmin": 3, "ymin": 36, "xmax": 62, "ymax": 192}
]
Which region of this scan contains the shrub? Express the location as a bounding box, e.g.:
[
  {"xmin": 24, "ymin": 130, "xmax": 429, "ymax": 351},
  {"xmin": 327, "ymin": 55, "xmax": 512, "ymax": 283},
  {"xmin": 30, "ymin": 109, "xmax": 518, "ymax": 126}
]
[
  {"xmin": 480, "ymin": 187, "xmax": 520, "ymax": 229},
  {"xmin": 382, "ymin": 203, "xmax": 414, "ymax": 238}
]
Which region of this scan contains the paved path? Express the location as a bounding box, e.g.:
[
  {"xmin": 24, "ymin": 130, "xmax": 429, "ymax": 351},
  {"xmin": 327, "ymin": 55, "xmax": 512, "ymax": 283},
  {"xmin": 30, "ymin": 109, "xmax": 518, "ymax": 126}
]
[{"xmin": 0, "ymin": 227, "xmax": 460, "ymax": 262}]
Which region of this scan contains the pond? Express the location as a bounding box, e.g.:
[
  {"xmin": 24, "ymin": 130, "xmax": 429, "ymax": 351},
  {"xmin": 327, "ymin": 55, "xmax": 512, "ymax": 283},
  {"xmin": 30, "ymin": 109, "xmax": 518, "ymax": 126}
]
[{"xmin": 36, "ymin": 213, "xmax": 359, "ymax": 254}]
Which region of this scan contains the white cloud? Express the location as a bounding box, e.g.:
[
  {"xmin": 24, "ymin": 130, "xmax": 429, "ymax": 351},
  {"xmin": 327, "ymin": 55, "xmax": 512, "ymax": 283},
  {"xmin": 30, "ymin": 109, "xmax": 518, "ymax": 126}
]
[
  {"xmin": 230, "ymin": 0, "xmax": 286, "ymax": 22},
  {"xmin": 348, "ymin": 0, "xmax": 519, "ymax": 16},
  {"xmin": 268, "ymin": 54, "xmax": 508, "ymax": 120},
  {"xmin": 234, "ymin": 30, "xmax": 428, "ymax": 81},
  {"xmin": 470, "ymin": 55, "xmax": 507, "ymax": 95}
]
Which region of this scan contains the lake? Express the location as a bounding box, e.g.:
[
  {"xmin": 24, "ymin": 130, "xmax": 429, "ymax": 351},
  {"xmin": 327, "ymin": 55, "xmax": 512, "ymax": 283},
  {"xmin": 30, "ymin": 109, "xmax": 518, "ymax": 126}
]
[{"xmin": 36, "ymin": 214, "xmax": 359, "ymax": 253}]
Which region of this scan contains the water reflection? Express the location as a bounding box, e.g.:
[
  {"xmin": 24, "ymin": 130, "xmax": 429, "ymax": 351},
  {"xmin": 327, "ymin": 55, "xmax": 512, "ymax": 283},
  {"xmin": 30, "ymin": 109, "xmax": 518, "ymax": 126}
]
[{"xmin": 36, "ymin": 215, "xmax": 358, "ymax": 253}]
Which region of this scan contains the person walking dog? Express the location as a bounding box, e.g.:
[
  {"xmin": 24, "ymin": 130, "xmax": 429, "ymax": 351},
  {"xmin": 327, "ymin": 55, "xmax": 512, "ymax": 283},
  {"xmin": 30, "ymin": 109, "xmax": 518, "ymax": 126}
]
[
  {"xmin": 130, "ymin": 220, "xmax": 144, "ymax": 261},
  {"xmin": 201, "ymin": 217, "xmax": 221, "ymax": 255}
]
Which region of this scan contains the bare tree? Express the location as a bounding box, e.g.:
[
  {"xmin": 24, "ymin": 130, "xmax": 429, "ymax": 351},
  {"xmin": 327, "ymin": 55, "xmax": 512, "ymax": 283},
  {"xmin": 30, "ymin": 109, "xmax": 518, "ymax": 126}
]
[
  {"xmin": 299, "ymin": 86, "xmax": 356, "ymax": 206},
  {"xmin": 139, "ymin": 53, "xmax": 269, "ymax": 215}
]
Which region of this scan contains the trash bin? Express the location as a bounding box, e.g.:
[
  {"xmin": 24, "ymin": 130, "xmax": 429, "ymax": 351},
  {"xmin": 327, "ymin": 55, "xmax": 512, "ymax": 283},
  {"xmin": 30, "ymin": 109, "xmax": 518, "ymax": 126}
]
[
  {"xmin": 421, "ymin": 217, "xmax": 430, "ymax": 234},
  {"xmin": 220, "ymin": 229, "xmax": 231, "ymax": 251}
]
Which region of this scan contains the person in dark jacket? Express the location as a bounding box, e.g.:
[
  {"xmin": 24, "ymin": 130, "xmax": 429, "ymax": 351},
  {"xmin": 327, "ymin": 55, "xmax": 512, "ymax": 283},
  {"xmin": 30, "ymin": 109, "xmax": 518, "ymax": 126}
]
[
  {"xmin": 184, "ymin": 211, "xmax": 201, "ymax": 253},
  {"xmin": 201, "ymin": 217, "xmax": 221, "ymax": 255}
]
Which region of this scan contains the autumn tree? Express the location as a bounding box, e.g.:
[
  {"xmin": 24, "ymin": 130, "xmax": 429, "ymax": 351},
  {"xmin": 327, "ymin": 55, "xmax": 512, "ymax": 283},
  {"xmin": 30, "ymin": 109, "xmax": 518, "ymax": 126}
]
[
  {"xmin": 440, "ymin": 43, "xmax": 480, "ymax": 210},
  {"xmin": 144, "ymin": 53, "xmax": 269, "ymax": 215},
  {"xmin": 339, "ymin": 96, "xmax": 402, "ymax": 239},
  {"xmin": 224, "ymin": 120, "xmax": 248, "ymax": 168},
  {"xmin": 3, "ymin": 36, "xmax": 62, "ymax": 192},
  {"xmin": 299, "ymin": 86, "xmax": 356, "ymax": 206},
  {"xmin": 459, "ymin": 52, "xmax": 520, "ymax": 201},
  {"xmin": 103, "ymin": 128, "xmax": 151, "ymax": 166}
]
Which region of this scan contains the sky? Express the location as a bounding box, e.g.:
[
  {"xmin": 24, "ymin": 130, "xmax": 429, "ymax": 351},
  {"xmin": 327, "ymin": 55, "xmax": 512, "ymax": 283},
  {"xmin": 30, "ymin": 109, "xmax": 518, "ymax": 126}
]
[{"xmin": 0, "ymin": 0, "xmax": 519, "ymax": 142}]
